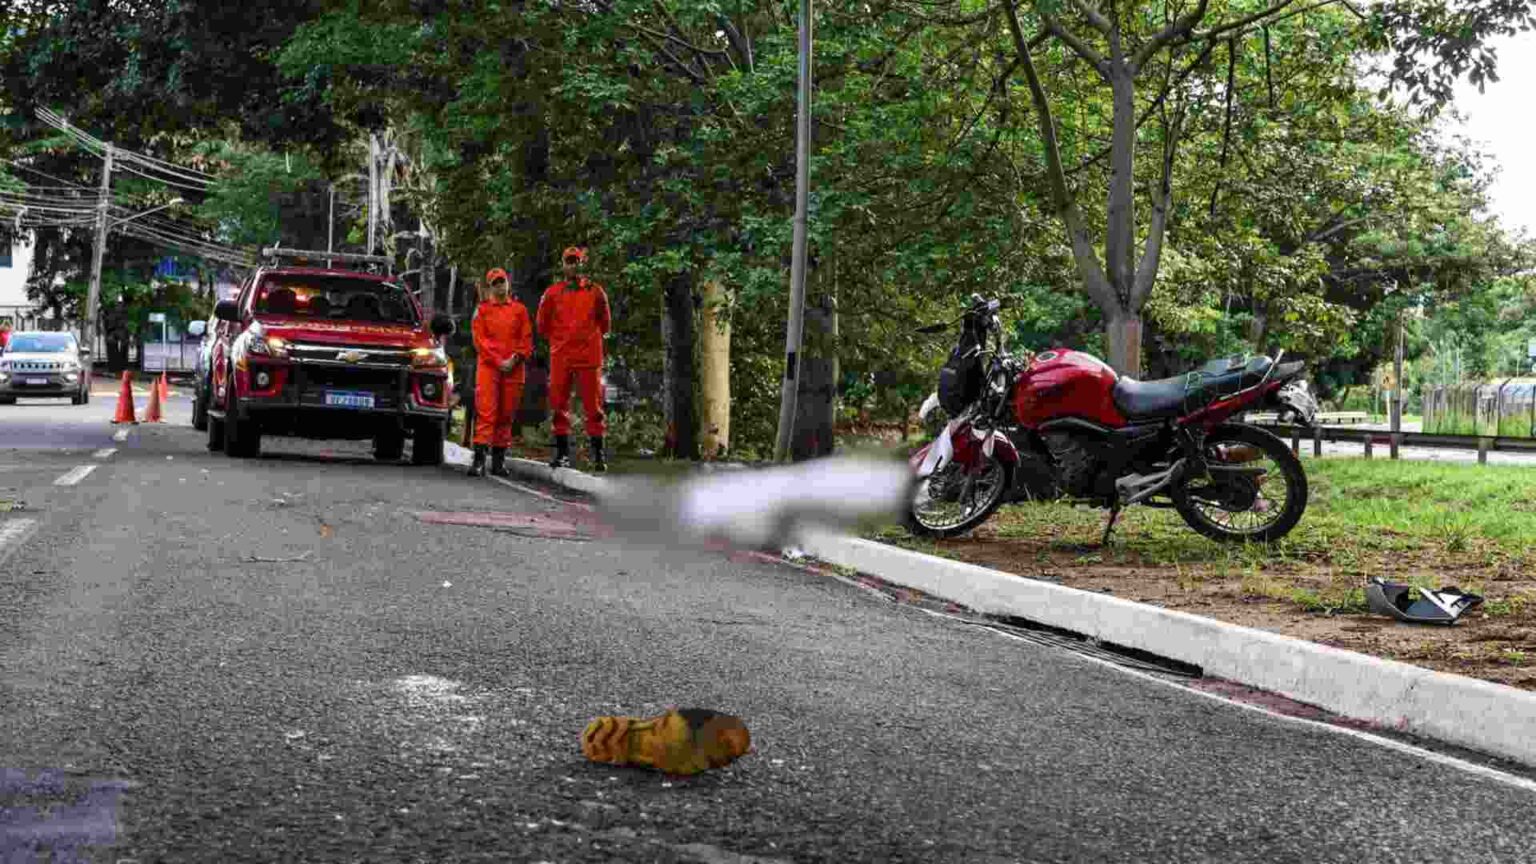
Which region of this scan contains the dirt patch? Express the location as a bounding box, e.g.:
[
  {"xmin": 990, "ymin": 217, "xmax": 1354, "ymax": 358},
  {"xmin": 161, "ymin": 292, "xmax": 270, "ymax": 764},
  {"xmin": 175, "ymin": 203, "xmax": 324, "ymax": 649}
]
[{"xmin": 925, "ymin": 530, "xmax": 1536, "ymax": 691}]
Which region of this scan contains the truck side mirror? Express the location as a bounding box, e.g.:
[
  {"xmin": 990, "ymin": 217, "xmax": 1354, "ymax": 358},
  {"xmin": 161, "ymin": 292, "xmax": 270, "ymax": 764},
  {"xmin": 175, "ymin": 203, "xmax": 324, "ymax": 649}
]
[
  {"xmin": 430, "ymin": 314, "xmax": 455, "ymax": 338},
  {"xmin": 214, "ymin": 300, "xmax": 241, "ymax": 323},
  {"xmin": 187, "ymin": 320, "xmax": 207, "ymax": 337}
]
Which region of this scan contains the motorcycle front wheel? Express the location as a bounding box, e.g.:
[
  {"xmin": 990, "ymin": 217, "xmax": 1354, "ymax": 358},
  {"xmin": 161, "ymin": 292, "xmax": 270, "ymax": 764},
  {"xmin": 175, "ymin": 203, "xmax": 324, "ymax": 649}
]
[
  {"xmin": 1172, "ymin": 423, "xmax": 1308, "ymax": 543},
  {"xmin": 905, "ymin": 453, "xmax": 1014, "ymax": 539}
]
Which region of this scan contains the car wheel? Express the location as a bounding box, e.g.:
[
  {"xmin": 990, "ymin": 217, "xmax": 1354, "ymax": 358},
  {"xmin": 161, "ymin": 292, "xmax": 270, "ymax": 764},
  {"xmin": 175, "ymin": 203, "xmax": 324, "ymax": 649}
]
[
  {"xmin": 411, "ymin": 421, "xmax": 445, "ymax": 466},
  {"xmin": 71, "ymin": 390, "xmax": 85, "ymax": 405},
  {"xmin": 0, "ymin": 397, "xmax": 15, "ymax": 405}
]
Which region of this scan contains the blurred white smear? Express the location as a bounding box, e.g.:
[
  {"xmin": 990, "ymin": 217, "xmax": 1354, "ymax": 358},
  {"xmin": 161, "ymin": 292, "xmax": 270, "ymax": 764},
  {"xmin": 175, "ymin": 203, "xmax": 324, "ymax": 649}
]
[{"xmin": 598, "ymin": 455, "xmax": 913, "ymax": 549}]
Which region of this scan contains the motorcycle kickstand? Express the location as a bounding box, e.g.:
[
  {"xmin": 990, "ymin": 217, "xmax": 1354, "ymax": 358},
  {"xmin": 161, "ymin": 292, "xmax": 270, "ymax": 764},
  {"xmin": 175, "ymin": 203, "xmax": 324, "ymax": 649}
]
[{"xmin": 1100, "ymin": 503, "xmax": 1123, "ymax": 548}]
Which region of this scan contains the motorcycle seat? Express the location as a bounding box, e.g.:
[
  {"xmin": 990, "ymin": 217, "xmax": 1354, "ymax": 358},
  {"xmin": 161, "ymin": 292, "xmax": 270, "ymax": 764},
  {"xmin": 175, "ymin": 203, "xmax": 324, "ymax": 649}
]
[{"xmin": 1113, "ymin": 357, "xmax": 1277, "ymax": 419}]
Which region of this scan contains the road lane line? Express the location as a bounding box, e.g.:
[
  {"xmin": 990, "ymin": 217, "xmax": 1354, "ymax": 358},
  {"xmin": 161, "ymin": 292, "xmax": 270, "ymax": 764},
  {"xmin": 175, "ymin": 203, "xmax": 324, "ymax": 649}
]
[
  {"xmin": 0, "ymin": 518, "xmax": 39, "ymax": 566},
  {"xmin": 112, "ymin": 429, "xmax": 130, "ymax": 443},
  {"xmin": 53, "ymin": 465, "xmax": 98, "ymax": 486},
  {"xmin": 979, "ymin": 626, "xmax": 1536, "ymax": 796},
  {"xmin": 93, "ymin": 448, "xmax": 117, "ymax": 460}
]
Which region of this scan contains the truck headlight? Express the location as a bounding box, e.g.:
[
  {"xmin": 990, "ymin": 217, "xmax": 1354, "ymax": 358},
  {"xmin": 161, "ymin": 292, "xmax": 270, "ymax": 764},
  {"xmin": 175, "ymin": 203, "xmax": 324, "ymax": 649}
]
[
  {"xmin": 411, "ymin": 347, "xmax": 448, "ymax": 369},
  {"xmin": 248, "ymin": 336, "xmax": 289, "ymax": 359}
]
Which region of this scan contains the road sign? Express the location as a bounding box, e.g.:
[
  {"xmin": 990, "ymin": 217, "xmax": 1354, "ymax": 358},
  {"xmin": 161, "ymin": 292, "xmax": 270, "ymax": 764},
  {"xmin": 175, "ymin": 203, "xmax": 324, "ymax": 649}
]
[{"xmin": 148, "ymin": 312, "xmax": 166, "ymax": 323}]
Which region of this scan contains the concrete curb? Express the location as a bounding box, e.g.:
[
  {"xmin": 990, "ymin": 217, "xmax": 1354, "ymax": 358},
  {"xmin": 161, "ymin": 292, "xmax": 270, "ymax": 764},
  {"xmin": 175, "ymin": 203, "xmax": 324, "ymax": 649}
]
[
  {"xmin": 792, "ymin": 528, "xmax": 1536, "ymax": 769},
  {"xmin": 444, "ymin": 441, "xmax": 615, "ymax": 498},
  {"xmin": 446, "ymin": 441, "xmax": 1536, "ymax": 768}
]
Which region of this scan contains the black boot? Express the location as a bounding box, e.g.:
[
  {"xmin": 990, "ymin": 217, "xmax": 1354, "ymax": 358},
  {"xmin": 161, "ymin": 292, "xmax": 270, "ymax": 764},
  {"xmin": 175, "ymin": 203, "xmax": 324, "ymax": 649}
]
[
  {"xmin": 550, "ymin": 435, "xmax": 571, "ymax": 469},
  {"xmin": 490, "ymin": 447, "xmax": 511, "ymax": 478},
  {"xmin": 467, "ymin": 444, "xmax": 488, "ymax": 478},
  {"xmin": 590, "ymin": 436, "xmax": 608, "ymax": 474}
]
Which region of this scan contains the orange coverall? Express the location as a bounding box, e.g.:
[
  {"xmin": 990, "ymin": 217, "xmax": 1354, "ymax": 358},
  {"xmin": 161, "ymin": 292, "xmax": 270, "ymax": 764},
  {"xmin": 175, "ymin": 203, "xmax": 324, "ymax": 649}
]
[
  {"xmin": 536, "ymin": 277, "xmax": 611, "ymax": 437},
  {"xmin": 472, "ymin": 298, "xmax": 534, "ymax": 448}
]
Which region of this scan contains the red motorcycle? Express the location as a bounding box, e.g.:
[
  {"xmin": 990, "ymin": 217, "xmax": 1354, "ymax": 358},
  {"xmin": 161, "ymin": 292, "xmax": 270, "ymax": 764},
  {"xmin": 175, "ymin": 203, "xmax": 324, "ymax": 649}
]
[{"xmin": 907, "ymin": 296, "xmax": 1319, "ymax": 543}]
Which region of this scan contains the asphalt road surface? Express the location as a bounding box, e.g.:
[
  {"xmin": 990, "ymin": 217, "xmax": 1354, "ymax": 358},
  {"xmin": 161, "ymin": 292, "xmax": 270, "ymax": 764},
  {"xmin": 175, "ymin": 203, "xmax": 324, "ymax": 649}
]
[{"xmin": 3, "ymin": 400, "xmax": 1536, "ymax": 863}]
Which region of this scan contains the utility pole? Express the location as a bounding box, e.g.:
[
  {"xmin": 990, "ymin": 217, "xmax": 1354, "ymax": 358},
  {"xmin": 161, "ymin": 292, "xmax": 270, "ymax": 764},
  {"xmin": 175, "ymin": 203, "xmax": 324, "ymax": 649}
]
[
  {"xmin": 84, "ymin": 143, "xmax": 114, "ymax": 364},
  {"xmin": 773, "ymin": 0, "xmax": 813, "ymax": 463},
  {"xmin": 1391, "ymin": 312, "xmax": 1405, "ymax": 434},
  {"xmin": 327, "ymin": 184, "xmax": 335, "ymax": 268}
]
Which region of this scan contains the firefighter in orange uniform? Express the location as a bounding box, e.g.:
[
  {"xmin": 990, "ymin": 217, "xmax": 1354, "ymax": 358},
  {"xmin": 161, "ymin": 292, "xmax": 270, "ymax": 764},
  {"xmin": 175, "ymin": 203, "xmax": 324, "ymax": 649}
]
[
  {"xmin": 536, "ymin": 246, "xmax": 611, "ymax": 472},
  {"xmin": 469, "ymin": 268, "xmax": 533, "ymax": 478}
]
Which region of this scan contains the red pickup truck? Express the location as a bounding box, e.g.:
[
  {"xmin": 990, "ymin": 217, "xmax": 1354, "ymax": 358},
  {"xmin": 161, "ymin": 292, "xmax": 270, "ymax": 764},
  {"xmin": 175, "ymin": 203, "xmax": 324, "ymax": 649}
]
[{"xmin": 204, "ymin": 250, "xmax": 455, "ymax": 464}]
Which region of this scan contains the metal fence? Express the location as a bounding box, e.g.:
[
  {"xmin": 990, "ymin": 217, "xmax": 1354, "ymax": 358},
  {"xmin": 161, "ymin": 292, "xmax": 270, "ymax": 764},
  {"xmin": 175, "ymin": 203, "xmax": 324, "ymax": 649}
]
[{"xmin": 1421, "ymin": 380, "xmax": 1536, "ymax": 439}]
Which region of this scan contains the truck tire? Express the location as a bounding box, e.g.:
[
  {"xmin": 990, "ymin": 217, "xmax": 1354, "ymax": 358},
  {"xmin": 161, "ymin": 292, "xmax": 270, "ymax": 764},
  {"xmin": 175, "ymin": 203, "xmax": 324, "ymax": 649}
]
[
  {"xmin": 374, "ymin": 430, "xmax": 405, "ymax": 462},
  {"xmin": 412, "ymin": 421, "xmax": 445, "ymax": 466},
  {"xmin": 223, "ymin": 406, "xmax": 260, "ymax": 458}
]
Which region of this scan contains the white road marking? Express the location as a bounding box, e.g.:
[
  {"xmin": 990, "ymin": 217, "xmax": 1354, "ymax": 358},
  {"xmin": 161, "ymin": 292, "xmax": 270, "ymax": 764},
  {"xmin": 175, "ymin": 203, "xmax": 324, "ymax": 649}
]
[
  {"xmin": 0, "ymin": 519, "xmax": 39, "ymax": 565},
  {"xmin": 93, "ymin": 448, "xmax": 117, "ymax": 460},
  {"xmin": 112, "ymin": 429, "xmax": 130, "ymax": 443},
  {"xmin": 53, "ymin": 465, "xmax": 97, "ymax": 486},
  {"xmin": 980, "ymin": 626, "xmax": 1536, "ymax": 796}
]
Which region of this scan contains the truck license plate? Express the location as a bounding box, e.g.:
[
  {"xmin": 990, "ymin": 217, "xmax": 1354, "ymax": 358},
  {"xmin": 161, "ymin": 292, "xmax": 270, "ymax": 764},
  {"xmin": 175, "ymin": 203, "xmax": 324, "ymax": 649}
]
[
  {"xmin": 325, "ymin": 390, "xmax": 375, "ymax": 410},
  {"xmin": 24, "ymin": 377, "xmax": 49, "ymax": 386}
]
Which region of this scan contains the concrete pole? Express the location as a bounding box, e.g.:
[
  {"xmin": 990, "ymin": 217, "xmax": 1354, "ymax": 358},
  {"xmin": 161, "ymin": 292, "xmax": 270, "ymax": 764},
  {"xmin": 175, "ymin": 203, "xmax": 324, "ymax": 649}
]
[
  {"xmin": 1391, "ymin": 313, "xmax": 1405, "ymax": 434},
  {"xmin": 84, "ymin": 143, "xmax": 114, "ymax": 364},
  {"xmin": 773, "ymin": 0, "xmax": 812, "ymax": 463}
]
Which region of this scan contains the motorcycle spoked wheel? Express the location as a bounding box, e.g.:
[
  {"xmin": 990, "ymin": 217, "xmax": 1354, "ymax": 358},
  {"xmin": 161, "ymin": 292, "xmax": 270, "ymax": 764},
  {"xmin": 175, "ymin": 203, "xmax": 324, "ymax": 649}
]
[
  {"xmin": 906, "ymin": 453, "xmax": 1015, "ymax": 539},
  {"xmin": 1172, "ymin": 424, "xmax": 1308, "ymax": 544}
]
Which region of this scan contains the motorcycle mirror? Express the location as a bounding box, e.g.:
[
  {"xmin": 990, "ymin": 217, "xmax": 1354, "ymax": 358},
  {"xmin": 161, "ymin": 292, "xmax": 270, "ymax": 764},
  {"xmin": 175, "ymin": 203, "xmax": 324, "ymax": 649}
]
[{"xmin": 915, "ymin": 323, "xmax": 949, "ymax": 335}]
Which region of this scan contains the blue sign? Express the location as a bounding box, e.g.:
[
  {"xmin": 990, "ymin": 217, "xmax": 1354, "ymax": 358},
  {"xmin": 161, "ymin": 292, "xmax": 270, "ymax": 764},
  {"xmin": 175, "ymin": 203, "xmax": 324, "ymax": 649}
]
[{"xmin": 153, "ymin": 256, "xmax": 194, "ymax": 281}]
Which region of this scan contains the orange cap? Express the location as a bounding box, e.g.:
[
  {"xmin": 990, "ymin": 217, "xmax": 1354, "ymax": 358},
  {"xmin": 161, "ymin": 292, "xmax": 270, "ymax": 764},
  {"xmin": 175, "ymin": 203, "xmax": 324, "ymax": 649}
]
[
  {"xmin": 485, "ymin": 268, "xmax": 509, "ymax": 284},
  {"xmin": 561, "ymin": 247, "xmax": 587, "ymax": 263}
]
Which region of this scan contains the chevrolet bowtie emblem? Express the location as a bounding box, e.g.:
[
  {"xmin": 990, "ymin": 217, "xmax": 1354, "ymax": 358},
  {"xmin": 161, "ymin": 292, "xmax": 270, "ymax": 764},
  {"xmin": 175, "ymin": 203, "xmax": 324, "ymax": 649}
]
[{"xmin": 336, "ymin": 350, "xmax": 368, "ymax": 363}]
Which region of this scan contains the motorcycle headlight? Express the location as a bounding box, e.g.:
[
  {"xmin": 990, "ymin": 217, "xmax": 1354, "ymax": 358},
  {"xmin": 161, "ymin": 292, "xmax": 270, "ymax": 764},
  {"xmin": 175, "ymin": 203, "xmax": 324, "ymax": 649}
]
[{"xmin": 411, "ymin": 347, "xmax": 448, "ymax": 369}]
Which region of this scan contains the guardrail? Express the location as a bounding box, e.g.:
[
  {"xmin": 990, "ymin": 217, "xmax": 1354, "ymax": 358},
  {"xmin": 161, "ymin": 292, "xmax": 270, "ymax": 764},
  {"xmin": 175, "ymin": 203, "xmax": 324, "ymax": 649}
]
[{"xmin": 1247, "ymin": 420, "xmax": 1536, "ymax": 464}]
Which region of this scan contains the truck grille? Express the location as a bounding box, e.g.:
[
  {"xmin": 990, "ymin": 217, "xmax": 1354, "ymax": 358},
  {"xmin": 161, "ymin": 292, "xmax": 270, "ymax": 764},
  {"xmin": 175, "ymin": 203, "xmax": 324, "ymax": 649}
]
[
  {"xmin": 288, "ymin": 343, "xmax": 413, "ymax": 368},
  {"xmin": 293, "ymin": 366, "xmax": 404, "ymax": 410}
]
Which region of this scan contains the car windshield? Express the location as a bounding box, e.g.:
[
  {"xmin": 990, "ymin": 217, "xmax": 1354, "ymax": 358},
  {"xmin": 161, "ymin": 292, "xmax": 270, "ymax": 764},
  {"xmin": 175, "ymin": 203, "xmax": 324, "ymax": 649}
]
[
  {"xmin": 254, "ymin": 275, "xmax": 419, "ymax": 326},
  {"xmin": 6, "ymin": 333, "xmax": 75, "ymax": 353}
]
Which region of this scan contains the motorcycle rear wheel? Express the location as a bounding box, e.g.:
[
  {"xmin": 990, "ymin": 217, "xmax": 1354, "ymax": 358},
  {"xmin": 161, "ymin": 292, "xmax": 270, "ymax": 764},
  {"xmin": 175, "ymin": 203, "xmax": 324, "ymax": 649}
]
[
  {"xmin": 1172, "ymin": 424, "xmax": 1308, "ymax": 543},
  {"xmin": 905, "ymin": 454, "xmax": 1014, "ymax": 539}
]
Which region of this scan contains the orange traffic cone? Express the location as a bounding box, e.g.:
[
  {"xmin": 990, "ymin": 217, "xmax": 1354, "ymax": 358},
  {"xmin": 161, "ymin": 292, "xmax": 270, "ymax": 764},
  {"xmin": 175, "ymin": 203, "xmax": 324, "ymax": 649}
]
[
  {"xmin": 158, "ymin": 372, "xmax": 169, "ymax": 404},
  {"xmin": 111, "ymin": 372, "xmax": 137, "ymax": 425},
  {"xmin": 143, "ymin": 374, "xmax": 164, "ymax": 423}
]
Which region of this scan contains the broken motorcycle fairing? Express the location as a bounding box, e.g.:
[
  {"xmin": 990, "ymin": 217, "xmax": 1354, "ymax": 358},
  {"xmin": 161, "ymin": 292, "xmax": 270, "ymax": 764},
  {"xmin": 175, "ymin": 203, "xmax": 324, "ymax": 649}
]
[{"xmin": 1365, "ymin": 577, "xmax": 1484, "ymax": 625}]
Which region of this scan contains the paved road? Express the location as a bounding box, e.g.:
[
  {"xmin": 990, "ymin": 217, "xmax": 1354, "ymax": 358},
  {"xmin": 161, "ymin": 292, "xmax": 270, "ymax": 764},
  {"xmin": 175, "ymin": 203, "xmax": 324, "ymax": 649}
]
[{"xmin": 2, "ymin": 412, "xmax": 1536, "ymax": 862}]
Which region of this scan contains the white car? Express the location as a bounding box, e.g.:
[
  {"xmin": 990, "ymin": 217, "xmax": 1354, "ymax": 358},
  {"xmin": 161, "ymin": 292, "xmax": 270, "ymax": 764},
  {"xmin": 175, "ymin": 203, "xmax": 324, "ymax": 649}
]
[{"xmin": 0, "ymin": 330, "xmax": 91, "ymax": 405}]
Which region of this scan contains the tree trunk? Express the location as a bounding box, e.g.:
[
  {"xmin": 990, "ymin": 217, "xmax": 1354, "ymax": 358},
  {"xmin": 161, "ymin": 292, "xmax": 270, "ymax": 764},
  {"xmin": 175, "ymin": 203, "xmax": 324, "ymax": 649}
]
[
  {"xmin": 1104, "ymin": 67, "xmax": 1138, "ymax": 302},
  {"xmin": 1250, "ymin": 303, "xmax": 1269, "ymax": 354},
  {"xmin": 792, "ymin": 290, "xmax": 836, "ymax": 460},
  {"xmin": 1105, "ymin": 311, "xmax": 1144, "ymax": 379},
  {"xmin": 698, "ymin": 279, "xmax": 731, "ymax": 460},
  {"xmin": 661, "ymin": 272, "xmax": 697, "ymax": 460}
]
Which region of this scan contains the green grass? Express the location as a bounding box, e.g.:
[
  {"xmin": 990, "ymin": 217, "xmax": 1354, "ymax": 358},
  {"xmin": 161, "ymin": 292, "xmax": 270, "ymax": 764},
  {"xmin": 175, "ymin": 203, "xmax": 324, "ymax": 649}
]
[{"xmin": 867, "ymin": 456, "xmax": 1536, "ymax": 617}]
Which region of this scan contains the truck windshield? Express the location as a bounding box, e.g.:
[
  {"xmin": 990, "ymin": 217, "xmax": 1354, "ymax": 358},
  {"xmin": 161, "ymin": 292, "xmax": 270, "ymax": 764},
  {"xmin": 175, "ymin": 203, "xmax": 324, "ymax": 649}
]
[{"xmin": 254, "ymin": 275, "xmax": 419, "ymax": 326}]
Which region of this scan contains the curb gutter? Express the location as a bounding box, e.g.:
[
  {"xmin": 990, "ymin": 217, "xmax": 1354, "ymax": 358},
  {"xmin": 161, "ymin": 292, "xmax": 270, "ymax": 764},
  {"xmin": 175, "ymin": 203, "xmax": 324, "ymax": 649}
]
[{"xmin": 446, "ymin": 441, "xmax": 1536, "ymax": 769}]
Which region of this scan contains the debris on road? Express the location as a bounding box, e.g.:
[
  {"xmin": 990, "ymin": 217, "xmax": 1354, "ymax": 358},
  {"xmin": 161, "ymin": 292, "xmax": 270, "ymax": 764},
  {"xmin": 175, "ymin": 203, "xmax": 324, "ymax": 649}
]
[
  {"xmin": 244, "ymin": 551, "xmax": 314, "ymax": 564},
  {"xmin": 581, "ymin": 708, "xmax": 751, "ymax": 776},
  {"xmin": 1365, "ymin": 577, "xmax": 1484, "ymax": 625}
]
